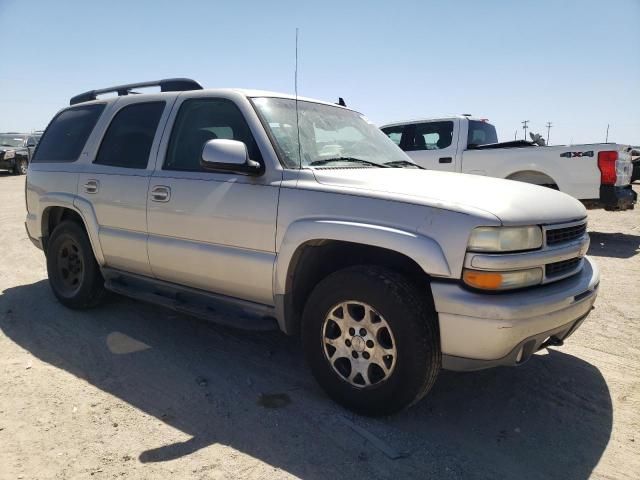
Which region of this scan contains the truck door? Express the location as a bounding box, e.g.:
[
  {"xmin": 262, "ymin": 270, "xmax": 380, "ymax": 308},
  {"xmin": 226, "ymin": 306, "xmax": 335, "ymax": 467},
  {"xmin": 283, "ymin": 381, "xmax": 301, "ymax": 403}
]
[{"xmin": 403, "ymin": 120, "xmax": 457, "ymax": 171}]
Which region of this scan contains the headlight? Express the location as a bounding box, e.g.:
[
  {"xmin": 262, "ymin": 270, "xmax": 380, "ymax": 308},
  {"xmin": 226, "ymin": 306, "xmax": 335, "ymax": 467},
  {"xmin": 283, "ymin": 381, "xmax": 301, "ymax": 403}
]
[
  {"xmin": 468, "ymin": 226, "xmax": 542, "ymax": 252},
  {"xmin": 4, "ymin": 150, "xmax": 15, "ymax": 159},
  {"xmin": 463, "ymin": 267, "xmax": 543, "ymax": 291}
]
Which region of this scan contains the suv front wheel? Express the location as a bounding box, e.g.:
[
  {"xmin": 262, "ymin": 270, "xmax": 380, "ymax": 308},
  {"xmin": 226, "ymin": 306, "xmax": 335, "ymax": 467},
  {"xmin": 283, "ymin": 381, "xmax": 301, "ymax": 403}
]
[
  {"xmin": 46, "ymin": 220, "xmax": 106, "ymax": 309},
  {"xmin": 13, "ymin": 158, "xmax": 28, "ymax": 175},
  {"xmin": 302, "ymin": 266, "xmax": 441, "ymax": 416}
]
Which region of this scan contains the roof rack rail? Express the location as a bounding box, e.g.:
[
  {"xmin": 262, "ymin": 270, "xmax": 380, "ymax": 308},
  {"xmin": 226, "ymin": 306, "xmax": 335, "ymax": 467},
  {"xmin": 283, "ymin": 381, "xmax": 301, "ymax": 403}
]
[{"xmin": 70, "ymin": 78, "xmax": 203, "ymax": 105}]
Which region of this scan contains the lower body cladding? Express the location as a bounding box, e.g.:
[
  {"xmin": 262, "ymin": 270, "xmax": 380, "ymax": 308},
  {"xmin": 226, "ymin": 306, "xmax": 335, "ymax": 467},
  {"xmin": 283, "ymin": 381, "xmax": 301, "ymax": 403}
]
[{"xmin": 431, "ymin": 256, "xmax": 599, "ymax": 371}]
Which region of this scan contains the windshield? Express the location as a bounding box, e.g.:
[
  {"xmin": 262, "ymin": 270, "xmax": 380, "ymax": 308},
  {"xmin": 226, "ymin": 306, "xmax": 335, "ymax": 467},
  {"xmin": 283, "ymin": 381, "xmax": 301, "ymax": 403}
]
[
  {"xmin": 467, "ymin": 120, "xmax": 498, "ymax": 146},
  {"xmin": 0, "ymin": 134, "xmax": 26, "ymax": 148},
  {"xmin": 252, "ymin": 97, "xmax": 411, "ymax": 168}
]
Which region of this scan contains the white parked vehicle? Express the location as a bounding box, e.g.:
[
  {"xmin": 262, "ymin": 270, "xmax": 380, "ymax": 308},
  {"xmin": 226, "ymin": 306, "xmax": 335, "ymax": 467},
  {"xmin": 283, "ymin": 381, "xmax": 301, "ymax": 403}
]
[{"xmin": 381, "ymin": 116, "xmax": 636, "ymax": 210}]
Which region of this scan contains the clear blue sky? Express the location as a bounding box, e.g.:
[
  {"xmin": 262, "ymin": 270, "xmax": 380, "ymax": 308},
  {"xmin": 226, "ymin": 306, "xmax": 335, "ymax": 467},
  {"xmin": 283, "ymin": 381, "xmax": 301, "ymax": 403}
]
[{"xmin": 1, "ymin": 0, "xmax": 638, "ymax": 145}]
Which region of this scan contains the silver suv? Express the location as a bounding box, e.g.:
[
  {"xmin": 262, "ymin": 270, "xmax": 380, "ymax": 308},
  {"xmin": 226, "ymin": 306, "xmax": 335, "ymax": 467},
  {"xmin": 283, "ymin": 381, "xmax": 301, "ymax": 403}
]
[{"xmin": 25, "ymin": 78, "xmax": 599, "ymax": 415}]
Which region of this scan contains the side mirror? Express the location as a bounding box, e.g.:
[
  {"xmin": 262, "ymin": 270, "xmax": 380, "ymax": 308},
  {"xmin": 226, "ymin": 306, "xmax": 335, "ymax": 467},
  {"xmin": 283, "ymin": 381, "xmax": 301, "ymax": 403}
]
[{"xmin": 200, "ymin": 139, "xmax": 262, "ymax": 175}]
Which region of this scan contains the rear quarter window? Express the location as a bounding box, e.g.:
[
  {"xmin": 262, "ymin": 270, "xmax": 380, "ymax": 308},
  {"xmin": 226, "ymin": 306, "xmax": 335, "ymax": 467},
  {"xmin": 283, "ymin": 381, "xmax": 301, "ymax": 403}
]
[
  {"xmin": 32, "ymin": 104, "xmax": 105, "ymax": 163},
  {"xmin": 467, "ymin": 120, "xmax": 498, "ymax": 147}
]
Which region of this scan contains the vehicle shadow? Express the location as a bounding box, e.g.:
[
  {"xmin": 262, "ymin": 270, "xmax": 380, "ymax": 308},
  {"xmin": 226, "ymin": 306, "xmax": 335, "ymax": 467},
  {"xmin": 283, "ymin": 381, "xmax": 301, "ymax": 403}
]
[
  {"xmin": 588, "ymin": 231, "xmax": 640, "ymax": 259},
  {"xmin": 0, "ymin": 280, "xmax": 613, "ymax": 480}
]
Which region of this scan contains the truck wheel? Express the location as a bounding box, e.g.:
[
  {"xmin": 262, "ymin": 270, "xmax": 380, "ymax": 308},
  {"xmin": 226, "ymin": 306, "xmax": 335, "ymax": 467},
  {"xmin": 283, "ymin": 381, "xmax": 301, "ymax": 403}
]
[
  {"xmin": 13, "ymin": 158, "xmax": 28, "ymax": 175},
  {"xmin": 46, "ymin": 220, "xmax": 106, "ymax": 309},
  {"xmin": 302, "ymin": 266, "xmax": 441, "ymax": 416}
]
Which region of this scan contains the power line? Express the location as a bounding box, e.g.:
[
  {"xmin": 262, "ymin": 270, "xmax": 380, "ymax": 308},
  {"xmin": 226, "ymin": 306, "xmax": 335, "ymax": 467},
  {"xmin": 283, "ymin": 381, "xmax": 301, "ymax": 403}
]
[
  {"xmin": 521, "ymin": 120, "xmax": 529, "ymax": 141},
  {"xmin": 545, "ymin": 122, "xmax": 553, "ymax": 145}
]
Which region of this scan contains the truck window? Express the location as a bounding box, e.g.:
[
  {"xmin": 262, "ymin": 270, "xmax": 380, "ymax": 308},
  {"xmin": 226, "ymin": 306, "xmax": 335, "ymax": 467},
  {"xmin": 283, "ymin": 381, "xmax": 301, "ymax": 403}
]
[
  {"xmin": 164, "ymin": 98, "xmax": 262, "ymax": 172},
  {"xmin": 467, "ymin": 120, "xmax": 498, "ymax": 147},
  {"xmin": 94, "ymin": 102, "xmax": 165, "ymax": 169},
  {"xmin": 406, "ymin": 121, "xmax": 453, "ymax": 151},
  {"xmin": 32, "ymin": 104, "xmax": 105, "ymax": 163},
  {"xmin": 380, "ymin": 125, "xmax": 405, "ymax": 146}
]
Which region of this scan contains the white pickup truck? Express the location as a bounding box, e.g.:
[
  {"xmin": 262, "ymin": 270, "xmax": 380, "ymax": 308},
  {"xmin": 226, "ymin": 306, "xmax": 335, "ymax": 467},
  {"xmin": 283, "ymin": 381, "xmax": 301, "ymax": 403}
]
[{"xmin": 381, "ymin": 116, "xmax": 637, "ymax": 211}]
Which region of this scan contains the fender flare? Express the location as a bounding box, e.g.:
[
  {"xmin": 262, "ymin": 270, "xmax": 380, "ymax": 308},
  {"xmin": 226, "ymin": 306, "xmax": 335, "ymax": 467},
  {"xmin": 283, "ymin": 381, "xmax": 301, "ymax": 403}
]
[
  {"xmin": 39, "ymin": 193, "xmax": 105, "ymax": 265},
  {"xmin": 503, "ymin": 167, "xmax": 562, "ymax": 190},
  {"xmin": 274, "ymin": 218, "xmax": 451, "ymax": 297}
]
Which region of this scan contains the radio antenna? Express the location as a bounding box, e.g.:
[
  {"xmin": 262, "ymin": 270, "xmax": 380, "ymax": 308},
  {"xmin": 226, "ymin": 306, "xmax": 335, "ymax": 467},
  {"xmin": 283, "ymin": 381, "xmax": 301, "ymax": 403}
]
[{"xmin": 295, "ymin": 27, "xmax": 302, "ymax": 168}]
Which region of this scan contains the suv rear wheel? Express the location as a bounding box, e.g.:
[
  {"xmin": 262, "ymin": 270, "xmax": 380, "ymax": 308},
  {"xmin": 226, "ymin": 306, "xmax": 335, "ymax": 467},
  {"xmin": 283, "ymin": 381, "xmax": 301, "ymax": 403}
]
[
  {"xmin": 46, "ymin": 220, "xmax": 106, "ymax": 309},
  {"xmin": 302, "ymin": 266, "xmax": 440, "ymax": 416}
]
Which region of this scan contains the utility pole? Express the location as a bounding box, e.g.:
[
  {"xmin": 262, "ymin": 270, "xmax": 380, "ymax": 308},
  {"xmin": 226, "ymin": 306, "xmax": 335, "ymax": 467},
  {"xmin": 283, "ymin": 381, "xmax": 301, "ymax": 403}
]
[
  {"xmin": 545, "ymin": 122, "xmax": 553, "ymax": 145},
  {"xmin": 605, "ymin": 124, "xmax": 610, "ymax": 143},
  {"xmin": 514, "ymin": 130, "xmax": 518, "ymax": 140},
  {"xmin": 522, "ymin": 120, "xmax": 529, "ymax": 141}
]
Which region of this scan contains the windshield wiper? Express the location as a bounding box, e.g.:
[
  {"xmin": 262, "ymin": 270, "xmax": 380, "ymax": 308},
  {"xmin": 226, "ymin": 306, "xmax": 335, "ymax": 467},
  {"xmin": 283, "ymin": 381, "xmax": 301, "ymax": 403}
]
[
  {"xmin": 384, "ymin": 160, "xmax": 424, "ymax": 169},
  {"xmin": 309, "ymin": 157, "xmax": 387, "ymax": 168}
]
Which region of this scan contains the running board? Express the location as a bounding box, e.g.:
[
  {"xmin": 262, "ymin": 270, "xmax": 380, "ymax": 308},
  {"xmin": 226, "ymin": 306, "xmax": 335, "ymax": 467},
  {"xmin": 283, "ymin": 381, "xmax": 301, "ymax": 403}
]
[{"xmin": 102, "ymin": 268, "xmax": 278, "ymax": 331}]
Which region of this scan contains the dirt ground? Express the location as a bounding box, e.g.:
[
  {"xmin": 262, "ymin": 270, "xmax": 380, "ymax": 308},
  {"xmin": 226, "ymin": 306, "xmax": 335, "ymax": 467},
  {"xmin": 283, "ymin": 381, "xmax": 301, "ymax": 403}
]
[{"xmin": 0, "ymin": 173, "xmax": 638, "ymax": 480}]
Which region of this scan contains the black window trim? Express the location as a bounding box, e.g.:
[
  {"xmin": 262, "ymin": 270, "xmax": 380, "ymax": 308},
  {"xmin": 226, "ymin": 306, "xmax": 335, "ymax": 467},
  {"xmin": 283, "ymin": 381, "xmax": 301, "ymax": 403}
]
[
  {"xmin": 162, "ymin": 96, "xmax": 265, "ymax": 173},
  {"xmin": 93, "ymin": 100, "xmax": 166, "ymax": 170},
  {"xmin": 31, "ymin": 103, "xmax": 107, "ymax": 163}
]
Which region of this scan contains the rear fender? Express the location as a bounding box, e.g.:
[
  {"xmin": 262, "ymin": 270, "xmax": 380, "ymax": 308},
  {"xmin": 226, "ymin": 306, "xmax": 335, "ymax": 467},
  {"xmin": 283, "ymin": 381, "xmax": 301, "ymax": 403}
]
[{"xmin": 38, "ymin": 193, "xmax": 105, "ymax": 265}]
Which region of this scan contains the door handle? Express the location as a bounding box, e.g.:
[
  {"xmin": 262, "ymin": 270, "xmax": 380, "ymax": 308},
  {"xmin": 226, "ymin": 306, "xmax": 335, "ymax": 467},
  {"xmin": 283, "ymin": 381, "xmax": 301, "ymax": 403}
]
[
  {"xmin": 439, "ymin": 157, "xmax": 453, "ymax": 164},
  {"xmin": 150, "ymin": 185, "xmax": 171, "ymax": 202},
  {"xmin": 83, "ymin": 179, "xmax": 99, "ymax": 194}
]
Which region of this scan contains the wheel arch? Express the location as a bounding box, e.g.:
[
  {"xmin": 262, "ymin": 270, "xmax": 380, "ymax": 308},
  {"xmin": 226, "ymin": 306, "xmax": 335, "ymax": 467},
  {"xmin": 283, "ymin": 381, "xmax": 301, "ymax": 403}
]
[
  {"xmin": 40, "ymin": 197, "xmax": 104, "ymax": 264},
  {"xmin": 505, "ymin": 169, "xmax": 559, "ymax": 189},
  {"xmin": 274, "ymin": 219, "xmax": 450, "ymax": 335}
]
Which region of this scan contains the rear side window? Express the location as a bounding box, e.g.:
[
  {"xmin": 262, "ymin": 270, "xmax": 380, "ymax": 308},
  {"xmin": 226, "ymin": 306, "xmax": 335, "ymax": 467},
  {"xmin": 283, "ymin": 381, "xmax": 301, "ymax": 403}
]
[
  {"xmin": 381, "ymin": 125, "xmax": 406, "ymax": 146},
  {"xmin": 32, "ymin": 104, "xmax": 105, "ymax": 163},
  {"xmin": 406, "ymin": 121, "xmax": 454, "ymax": 151},
  {"xmin": 94, "ymin": 102, "xmax": 165, "ymax": 169},
  {"xmin": 467, "ymin": 120, "xmax": 498, "ymax": 147}
]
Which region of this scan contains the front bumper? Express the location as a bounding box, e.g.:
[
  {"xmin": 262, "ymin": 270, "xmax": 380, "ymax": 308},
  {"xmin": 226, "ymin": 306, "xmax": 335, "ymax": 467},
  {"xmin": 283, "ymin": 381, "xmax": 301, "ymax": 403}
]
[
  {"xmin": 0, "ymin": 158, "xmax": 16, "ymax": 170},
  {"xmin": 600, "ymin": 185, "xmax": 636, "ymax": 211},
  {"xmin": 431, "ymin": 256, "xmax": 599, "ymax": 371}
]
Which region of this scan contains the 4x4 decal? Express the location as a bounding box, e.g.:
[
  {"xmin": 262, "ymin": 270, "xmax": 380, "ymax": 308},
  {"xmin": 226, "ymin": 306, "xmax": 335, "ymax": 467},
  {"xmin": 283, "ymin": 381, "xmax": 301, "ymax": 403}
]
[{"xmin": 560, "ymin": 151, "xmax": 594, "ymax": 158}]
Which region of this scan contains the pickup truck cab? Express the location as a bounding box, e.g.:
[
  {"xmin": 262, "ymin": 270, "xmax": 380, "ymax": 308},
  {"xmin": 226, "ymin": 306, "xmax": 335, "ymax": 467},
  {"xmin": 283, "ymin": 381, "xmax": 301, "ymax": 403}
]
[
  {"xmin": 381, "ymin": 116, "xmax": 636, "ymax": 211},
  {"xmin": 0, "ymin": 132, "xmax": 40, "ymax": 175},
  {"xmin": 26, "ymin": 80, "xmax": 599, "ymax": 415}
]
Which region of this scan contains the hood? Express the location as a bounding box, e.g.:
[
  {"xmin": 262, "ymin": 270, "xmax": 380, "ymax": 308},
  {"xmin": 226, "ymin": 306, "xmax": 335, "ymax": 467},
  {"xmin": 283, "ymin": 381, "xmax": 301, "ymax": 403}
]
[{"xmin": 311, "ymin": 168, "xmax": 586, "ymax": 225}]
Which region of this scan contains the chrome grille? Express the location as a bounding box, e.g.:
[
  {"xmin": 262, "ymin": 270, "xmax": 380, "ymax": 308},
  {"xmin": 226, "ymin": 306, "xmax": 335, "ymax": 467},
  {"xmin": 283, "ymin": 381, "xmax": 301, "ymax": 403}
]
[
  {"xmin": 545, "ymin": 257, "xmax": 582, "ymax": 279},
  {"xmin": 546, "ymin": 223, "xmax": 587, "ymax": 246}
]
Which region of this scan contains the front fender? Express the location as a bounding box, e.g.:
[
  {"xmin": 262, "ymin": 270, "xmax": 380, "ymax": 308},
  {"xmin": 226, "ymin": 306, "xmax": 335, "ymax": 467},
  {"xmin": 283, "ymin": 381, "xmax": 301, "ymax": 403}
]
[{"xmin": 273, "ymin": 218, "xmax": 451, "ymax": 297}]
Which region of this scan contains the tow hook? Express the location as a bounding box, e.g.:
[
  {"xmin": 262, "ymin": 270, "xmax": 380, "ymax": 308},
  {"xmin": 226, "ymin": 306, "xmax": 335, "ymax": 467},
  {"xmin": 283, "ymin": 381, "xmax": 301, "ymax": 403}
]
[{"xmin": 540, "ymin": 336, "xmax": 564, "ymax": 349}]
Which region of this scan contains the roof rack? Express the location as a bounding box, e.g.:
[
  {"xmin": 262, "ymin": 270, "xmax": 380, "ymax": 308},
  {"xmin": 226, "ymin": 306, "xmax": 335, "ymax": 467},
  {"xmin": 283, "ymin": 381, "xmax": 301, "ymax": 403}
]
[{"xmin": 70, "ymin": 78, "xmax": 203, "ymax": 105}]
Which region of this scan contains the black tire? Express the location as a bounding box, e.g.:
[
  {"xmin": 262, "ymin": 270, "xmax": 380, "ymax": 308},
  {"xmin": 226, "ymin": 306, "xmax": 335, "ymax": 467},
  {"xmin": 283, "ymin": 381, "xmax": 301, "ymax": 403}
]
[
  {"xmin": 12, "ymin": 158, "xmax": 28, "ymax": 175},
  {"xmin": 302, "ymin": 266, "xmax": 441, "ymax": 416},
  {"xmin": 46, "ymin": 220, "xmax": 106, "ymax": 309}
]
